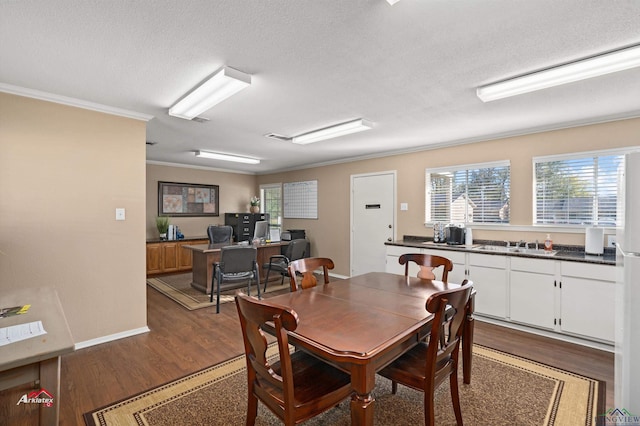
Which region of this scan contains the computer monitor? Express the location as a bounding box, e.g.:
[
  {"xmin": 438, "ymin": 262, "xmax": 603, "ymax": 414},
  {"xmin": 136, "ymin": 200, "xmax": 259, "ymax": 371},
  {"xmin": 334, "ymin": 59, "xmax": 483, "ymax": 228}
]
[{"xmin": 253, "ymin": 220, "xmax": 270, "ymax": 240}]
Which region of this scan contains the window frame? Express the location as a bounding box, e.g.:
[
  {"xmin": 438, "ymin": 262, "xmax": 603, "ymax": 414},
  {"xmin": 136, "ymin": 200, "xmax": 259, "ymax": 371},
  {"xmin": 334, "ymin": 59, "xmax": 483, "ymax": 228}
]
[
  {"xmin": 425, "ymin": 160, "xmax": 511, "ymax": 226},
  {"xmin": 532, "ymin": 148, "xmax": 629, "ymax": 229},
  {"xmin": 259, "ymin": 183, "xmax": 283, "ymax": 230}
]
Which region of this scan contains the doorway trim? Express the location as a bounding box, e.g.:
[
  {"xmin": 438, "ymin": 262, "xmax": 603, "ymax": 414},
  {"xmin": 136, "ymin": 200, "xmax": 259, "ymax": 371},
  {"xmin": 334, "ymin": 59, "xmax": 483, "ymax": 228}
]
[{"xmin": 349, "ymin": 170, "xmax": 397, "ymax": 277}]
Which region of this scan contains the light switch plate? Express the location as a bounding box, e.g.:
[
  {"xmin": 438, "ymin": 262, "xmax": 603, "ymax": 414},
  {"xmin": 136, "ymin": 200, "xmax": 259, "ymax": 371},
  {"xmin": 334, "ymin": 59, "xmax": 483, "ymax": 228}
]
[
  {"xmin": 115, "ymin": 208, "xmax": 126, "ymax": 221},
  {"xmin": 400, "ymin": 203, "xmax": 408, "ymax": 211}
]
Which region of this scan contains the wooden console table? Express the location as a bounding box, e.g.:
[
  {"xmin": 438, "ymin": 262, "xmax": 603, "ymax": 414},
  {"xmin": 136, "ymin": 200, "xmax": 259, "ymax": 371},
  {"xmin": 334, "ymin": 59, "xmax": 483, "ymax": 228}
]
[
  {"xmin": 0, "ymin": 287, "xmax": 74, "ymax": 425},
  {"xmin": 184, "ymin": 242, "xmax": 288, "ymax": 294}
]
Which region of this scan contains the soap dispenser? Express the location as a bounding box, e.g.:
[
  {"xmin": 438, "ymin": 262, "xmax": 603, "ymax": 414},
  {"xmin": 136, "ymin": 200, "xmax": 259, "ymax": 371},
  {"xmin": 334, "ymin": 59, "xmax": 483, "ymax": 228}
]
[{"xmin": 544, "ymin": 234, "xmax": 553, "ymax": 251}]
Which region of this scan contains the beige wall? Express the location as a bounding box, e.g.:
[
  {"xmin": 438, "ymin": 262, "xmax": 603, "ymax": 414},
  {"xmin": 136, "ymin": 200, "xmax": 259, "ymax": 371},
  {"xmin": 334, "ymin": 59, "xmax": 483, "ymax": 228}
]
[
  {"xmin": 257, "ymin": 118, "xmax": 640, "ymax": 276},
  {"xmin": 146, "ymin": 164, "xmax": 257, "ymax": 239},
  {"xmin": 0, "ymin": 93, "xmax": 147, "ymax": 344}
]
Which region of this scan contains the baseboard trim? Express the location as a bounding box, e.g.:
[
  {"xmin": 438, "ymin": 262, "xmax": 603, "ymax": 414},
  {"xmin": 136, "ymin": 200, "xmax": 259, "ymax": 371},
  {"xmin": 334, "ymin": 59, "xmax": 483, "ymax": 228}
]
[
  {"xmin": 476, "ymin": 316, "xmax": 614, "ymax": 352},
  {"xmin": 74, "ymin": 326, "xmax": 151, "ymax": 350}
]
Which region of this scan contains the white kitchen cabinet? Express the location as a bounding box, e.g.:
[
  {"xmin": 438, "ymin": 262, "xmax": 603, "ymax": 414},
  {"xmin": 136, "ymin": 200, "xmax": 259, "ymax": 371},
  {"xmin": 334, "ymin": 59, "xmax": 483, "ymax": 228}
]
[
  {"xmin": 424, "ymin": 249, "xmax": 467, "ymax": 284},
  {"xmin": 560, "ymin": 262, "xmax": 615, "ymax": 342},
  {"xmin": 509, "ymin": 257, "xmax": 557, "ymax": 330},
  {"xmin": 468, "ymin": 253, "xmax": 508, "ymax": 319},
  {"xmin": 385, "ymin": 245, "xmax": 419, "ymax": 275}
]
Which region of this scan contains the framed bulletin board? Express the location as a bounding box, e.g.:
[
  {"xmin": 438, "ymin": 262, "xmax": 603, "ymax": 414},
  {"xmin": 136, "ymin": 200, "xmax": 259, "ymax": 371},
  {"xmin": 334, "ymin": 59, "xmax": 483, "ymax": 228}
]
[
  {"xmin": 158, "ymin": 181, "xmax": 219, "ymax": 217},
  {"xmin": 283, "ymin": 180, "xmax": 318, "ymax": 219}
]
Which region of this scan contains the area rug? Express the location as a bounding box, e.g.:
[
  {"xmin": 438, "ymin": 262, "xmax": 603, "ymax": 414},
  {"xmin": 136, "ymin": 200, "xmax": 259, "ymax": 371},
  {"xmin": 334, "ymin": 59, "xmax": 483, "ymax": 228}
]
[
  {"xmin": 84, "ymin": 345, "xmax": 604, "ymax": 426},
  {"xmin": 147, "ymin": 273, "xmax": 291, "ymax": 310}
]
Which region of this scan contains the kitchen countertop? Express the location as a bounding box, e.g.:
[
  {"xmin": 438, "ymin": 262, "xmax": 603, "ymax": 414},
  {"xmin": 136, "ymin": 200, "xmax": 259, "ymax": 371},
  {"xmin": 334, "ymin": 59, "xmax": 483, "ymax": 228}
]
[
  {"xmin": 146, "ymin": 235, "xmax": 208, "ymax": 244},
  {"xmin": 386, "ymin": 236, "xmax": 616, "ymax": 265}
]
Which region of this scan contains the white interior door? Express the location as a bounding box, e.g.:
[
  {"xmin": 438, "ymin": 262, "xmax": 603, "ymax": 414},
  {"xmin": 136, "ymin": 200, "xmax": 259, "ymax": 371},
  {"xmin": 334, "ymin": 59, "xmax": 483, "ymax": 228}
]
[{"xmin": 351, "ymin": 171, "xmax": 396, "ymax": 276}]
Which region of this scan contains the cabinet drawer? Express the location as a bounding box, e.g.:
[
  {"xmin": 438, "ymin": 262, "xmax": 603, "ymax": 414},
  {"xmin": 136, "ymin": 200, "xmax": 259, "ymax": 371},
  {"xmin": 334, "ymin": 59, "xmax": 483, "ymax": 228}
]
[
  {"xmin": 561, "ymin": 261, "xmax": 614, "ymax": 282},
  {"xmin": 469, "ymin": 253, "xmax": 507, "ymax": 268},
  {"xmin": 511, "ymin": 257, "xmax": 556, "ymax": 275},
  {"xmin": 386, "ymin": 245, "xmax": 420, "ymax": 256},
  {"xmin": 424, "ymin": 249, "xmax": 466, "ymax": 264}
]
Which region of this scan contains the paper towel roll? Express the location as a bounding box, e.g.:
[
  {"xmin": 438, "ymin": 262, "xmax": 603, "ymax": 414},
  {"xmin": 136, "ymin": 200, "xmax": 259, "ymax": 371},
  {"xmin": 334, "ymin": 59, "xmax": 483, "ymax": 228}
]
[{"xmin": 585, "ymin": 227, "xmax": 604, "ymax": 255}]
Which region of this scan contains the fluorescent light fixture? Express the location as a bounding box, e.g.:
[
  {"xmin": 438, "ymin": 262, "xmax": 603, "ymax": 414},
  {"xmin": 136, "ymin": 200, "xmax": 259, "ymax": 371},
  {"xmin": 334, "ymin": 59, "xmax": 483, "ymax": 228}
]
[
  {"xmin": 386, "ymin": 0, "xmax": 401, "ymax": 4},
  {"xmin": 477, "ymin": 44, "xmax": 640, "ymax": 102},
  {"xmin": 195, "ymin": 150, "xmax": 260, "ymax": 164},
  {"xmin": 169, "ymin": 67, "xmax": 251, "ymax": 119},
  {"xmin": 292, "ymin": 119, "xmax": 373, "ymax": 145}
]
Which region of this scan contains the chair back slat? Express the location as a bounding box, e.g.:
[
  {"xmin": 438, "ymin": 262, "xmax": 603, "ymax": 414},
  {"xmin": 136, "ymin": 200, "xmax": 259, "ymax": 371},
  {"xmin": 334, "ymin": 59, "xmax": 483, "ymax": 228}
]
[
  {"xmin": 288, "ymin": 257, "xmax": 335, "ymax": 291},
  {"xmin": 399, "ymin": 253, "xmax": 453, "ymax": 282},
  {"xmin": 235, "ymin": 294, "xmax": 298, "ymax": 412},
  {"xmin": 425, "ymin": 280, "xmax": 473, "ymax": 378}
]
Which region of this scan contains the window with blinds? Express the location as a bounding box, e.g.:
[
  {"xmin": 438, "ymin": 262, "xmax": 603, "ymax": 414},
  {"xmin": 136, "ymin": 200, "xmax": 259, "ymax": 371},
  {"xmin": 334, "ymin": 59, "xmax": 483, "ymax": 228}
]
[
  {"xmin": 425, "ymin": 161, "xmax": 510, "ymax": 224},
  {"xmin": 534, "ymin": 152, "xmax": 625, "ymax": 226},
  {"xmin": 260, "ymin": 183, "xmax": 282, "ymax": 229}
]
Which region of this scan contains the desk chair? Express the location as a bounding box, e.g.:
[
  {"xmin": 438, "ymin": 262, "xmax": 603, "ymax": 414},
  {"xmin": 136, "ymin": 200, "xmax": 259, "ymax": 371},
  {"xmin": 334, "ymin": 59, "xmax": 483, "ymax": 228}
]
[
  {"xmin": 399, "ymin": 253, "xmax": 453, "ymax": 282},
  {"xmin": 262, "ymin": 238, "xmax": 308, "ymax": 292},
  {"xmin": 377, "ymin": 280, "xmax": 473, "ymax": 426},
  {"xmin": 235, "ymin": 293, "xmax": 352, "ymax": 426},
  {"xmin": 211, "ymin": 246, "xmax": 260, "ymax": 313},
  {"xmin": 207, "ymin": 225, "xmax": 233, "ymax": 244},
  {"xmin": 287, "ymin": 257, "xmax": 334, "ymax": 291}
]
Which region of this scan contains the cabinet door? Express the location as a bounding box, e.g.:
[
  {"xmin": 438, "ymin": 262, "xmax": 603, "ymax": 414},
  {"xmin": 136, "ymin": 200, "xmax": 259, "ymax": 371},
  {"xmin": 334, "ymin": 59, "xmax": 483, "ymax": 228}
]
[
  {"xmin": 561, "ymin": 276, "xmax": 615, "ymax": 342},
  {"xmin": 178, "ymin": 242, "xmax": 193, "ymax": 270},
  {"xmin": 146, "ymin": 243, "xmax": 163, "ymax": 275},
  {"xmin": 468, "ymin": 254, "xmax": 508, "ymax": 319},
  {"xmin": 509, "ymin": 271, "xmax": 556, "ymax": 329},
  {"xmin": 161, "ymin": 242, "xmax": 179, "ymax": 272},
  {"xmin": 385, "ymin": 246, "xmax": 420, "ymax": 276},
  {"xmin": 426, "ymin": 249, "xmax": 467, "ymax": 284}
]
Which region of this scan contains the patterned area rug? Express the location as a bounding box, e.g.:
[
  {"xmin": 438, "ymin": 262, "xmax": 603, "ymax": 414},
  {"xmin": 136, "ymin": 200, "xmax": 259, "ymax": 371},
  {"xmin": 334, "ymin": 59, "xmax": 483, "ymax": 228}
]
[
  {"xmin": 84, "ymin": 345, "xmax": 604, "ymax": 425},
  {"xmin": 147, "ymin": 273, "xmax": 290, "ymax": 310}
]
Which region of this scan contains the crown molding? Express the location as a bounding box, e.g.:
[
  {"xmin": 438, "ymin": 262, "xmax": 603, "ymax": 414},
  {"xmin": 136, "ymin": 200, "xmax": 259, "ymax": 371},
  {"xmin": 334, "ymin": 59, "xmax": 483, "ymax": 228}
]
[{"xmin": 0, "ymin": 83, "xmax": 154, "ymax": 121}]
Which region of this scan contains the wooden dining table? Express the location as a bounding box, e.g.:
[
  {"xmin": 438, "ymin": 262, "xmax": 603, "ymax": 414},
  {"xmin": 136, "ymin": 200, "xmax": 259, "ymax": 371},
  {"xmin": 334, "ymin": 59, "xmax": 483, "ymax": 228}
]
[{"xmin": 264, "ymin": 271, "xmax": 474, "ymax": 426}]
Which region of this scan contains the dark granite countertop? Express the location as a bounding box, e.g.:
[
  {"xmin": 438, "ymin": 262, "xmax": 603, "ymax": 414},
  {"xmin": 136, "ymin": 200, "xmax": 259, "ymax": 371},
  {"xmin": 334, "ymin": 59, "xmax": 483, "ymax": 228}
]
[
  {"xmin": 386, "ymin": 235, "xmax": 616, "ymax": 265},
  {"xmin": 146, "ymin": 235, "xmax": 208, "ymax": 244}
]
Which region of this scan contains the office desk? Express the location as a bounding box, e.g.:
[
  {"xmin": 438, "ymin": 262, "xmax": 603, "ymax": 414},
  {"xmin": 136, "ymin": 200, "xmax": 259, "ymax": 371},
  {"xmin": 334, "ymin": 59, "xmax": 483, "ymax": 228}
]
[
  {"xmin": 184, "ymin": 242, "xmax": 288, "ymax": 294},
  {"xmin": 0, "ymin": 287, "xmax": 74, "ymax": 425},
  {"xmin": 265, "ymin": 272, "xmax": 474, "ymax": 426}
]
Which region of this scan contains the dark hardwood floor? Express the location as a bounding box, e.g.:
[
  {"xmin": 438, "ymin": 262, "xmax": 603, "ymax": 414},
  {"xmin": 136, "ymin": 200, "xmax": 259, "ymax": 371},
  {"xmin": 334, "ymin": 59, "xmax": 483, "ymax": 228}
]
[{"xmin": 2, "ymin": 280, "xmax": 614, "ymax": 425}]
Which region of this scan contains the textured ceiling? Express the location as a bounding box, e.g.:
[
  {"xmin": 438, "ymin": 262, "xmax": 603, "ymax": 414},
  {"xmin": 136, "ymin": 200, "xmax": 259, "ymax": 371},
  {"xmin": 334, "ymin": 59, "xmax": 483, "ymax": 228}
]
[{"xmin": 2, "ymin": 0, "xmax": 640, "ymax": 174}]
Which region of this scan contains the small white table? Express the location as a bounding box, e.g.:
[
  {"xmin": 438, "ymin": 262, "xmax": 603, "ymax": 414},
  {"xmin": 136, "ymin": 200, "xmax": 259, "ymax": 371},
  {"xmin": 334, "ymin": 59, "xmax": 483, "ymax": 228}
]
[{"xmin": 0, "ymin": 287, "xmax": 74, "ymax": 425}]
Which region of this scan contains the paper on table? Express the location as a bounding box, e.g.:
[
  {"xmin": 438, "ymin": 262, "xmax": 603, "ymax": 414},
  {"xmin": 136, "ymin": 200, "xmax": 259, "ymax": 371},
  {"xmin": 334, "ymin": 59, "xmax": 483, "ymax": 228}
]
[{"xmin": 0, "ymin": 320, "xmax": 47, "ymax": 346}]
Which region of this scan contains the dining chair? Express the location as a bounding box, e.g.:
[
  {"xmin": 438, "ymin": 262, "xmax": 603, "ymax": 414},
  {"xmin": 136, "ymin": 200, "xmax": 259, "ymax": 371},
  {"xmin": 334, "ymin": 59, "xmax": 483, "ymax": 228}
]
[
  {"xmin": 399, "ymin": 253, "xmax": 454, "ymax": 282},
  {"xmin": 207, "ymin": 225, "xmax": 233, "ymax": 244},
  {"xmin": 377, "ymin": 280, "xmax": 473, "ymax": 426},
  {"xmin": 210, "ymin": 246, "xmax": 260, "ymax": 313},
  {"xmin": 287, "ymin": 257, "xmax": 334, "ymax": 291},
  {"xmin": 262, "ymin": 238, "xmax": 308, "ymax": 291},
  {"xmin": 234, "ymin": 292, "xmax": 353, "ymax": 426}
]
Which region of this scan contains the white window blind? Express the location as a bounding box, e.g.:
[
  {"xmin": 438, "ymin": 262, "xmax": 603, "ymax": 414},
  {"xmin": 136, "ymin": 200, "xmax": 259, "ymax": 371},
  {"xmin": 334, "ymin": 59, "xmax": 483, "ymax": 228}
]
[
  {"xmin": 534, "ymin": 152, "xmax": 624, "ymax": 226},
  {"xmin": 425, "ymin": 161, "xmax": 510, "ymax": 224},
  {"xmin": 260, "ymin": 183, "xmax": 282, "ymax": 229}
]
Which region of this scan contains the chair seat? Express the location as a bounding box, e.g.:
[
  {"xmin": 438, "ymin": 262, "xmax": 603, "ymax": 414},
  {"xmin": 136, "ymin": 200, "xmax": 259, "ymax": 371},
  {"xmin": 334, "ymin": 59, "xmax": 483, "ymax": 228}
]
[
  {"xmin": 378, "ymin": 341, "xmax": 454, "ymax": 390},
  {"xmin": 258, "ymin": 350, "xmax": 352, "ymax": 408}
]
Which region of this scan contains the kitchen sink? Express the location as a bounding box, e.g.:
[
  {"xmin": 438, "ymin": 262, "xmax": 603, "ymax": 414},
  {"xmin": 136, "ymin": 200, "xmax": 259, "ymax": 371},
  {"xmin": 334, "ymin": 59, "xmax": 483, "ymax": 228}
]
[{"xmin": 473, "ymin": 245, "xmax": 557, "ymax": 256}]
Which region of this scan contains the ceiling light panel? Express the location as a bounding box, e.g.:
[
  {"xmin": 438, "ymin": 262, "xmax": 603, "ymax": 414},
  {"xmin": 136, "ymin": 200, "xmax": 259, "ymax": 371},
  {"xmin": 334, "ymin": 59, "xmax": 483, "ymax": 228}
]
[
  {"xmin": 292, "ymin": 119, "xmax": 373, "ymax": 145},
  {"xmin": 195, "ymin": 150, "xmax": 260, "ymax": 164},
  {"xmin": 169, "ymin": 67, "xmax": 251, "ymax": 120},
  {"xmin": 477, "ymin": 44, "xmax": 640, "ymax": 102}
]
